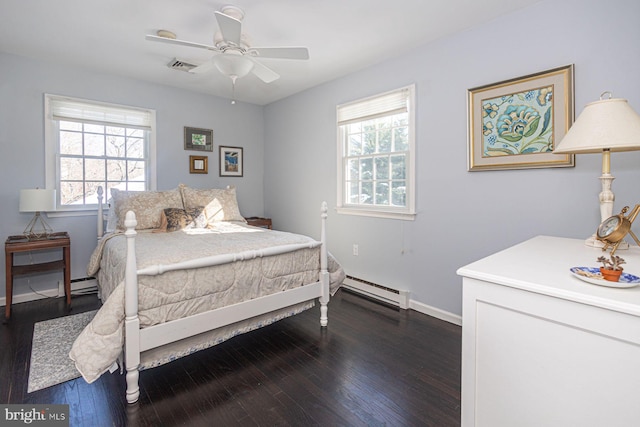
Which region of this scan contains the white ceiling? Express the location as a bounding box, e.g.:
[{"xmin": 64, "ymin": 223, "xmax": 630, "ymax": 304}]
[{"xmin": 1, "ymin": 0, "xmax": 540, "ymax": 106}]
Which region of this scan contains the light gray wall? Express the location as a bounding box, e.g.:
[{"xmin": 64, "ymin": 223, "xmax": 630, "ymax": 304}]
[
  {"xmin": 0, "ymin": 52, "xmax": 265, "ymax": 299},
  {"xmin": 264, "ymin": 0, "xmax": 640, "ymax": 315}
]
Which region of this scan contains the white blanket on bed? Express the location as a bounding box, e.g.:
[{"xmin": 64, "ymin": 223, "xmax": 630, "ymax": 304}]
[{"xmin": 70, "ymin": 223, "xmax": 344, "ymax": 383}]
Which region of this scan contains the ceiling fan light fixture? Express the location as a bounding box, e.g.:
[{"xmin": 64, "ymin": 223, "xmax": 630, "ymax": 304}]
[{"xmin": 213, "ymin": 53, "xmax": 254, "ymax": 79}]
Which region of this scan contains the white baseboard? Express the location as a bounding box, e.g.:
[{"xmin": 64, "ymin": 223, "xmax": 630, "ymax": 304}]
[
  {"xmin": 0, "ymin": 288, "xmax": 59, "ymax": 307},
  {"xmin": 1, "ymin": 277, "xmax": 98, "ymax": 308},
  {"xmin": 409, "ymin": 299, "xmax": 461, "ymax": 326}
]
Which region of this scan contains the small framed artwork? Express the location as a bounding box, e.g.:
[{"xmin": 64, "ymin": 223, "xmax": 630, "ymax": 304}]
[
  {"xmin": 184, "ymin": 127, "xmax": 213, "ymax": 151},
  {"xmin": 219, "ymin": 146, "xmax": 243, "ymax": 177},
  {"xmin": 467, "ymin": 64, "xmax": 575, "ymax": 171},
  {"xmin": 189, "ymin": 155, "xmax": 208, "ymax": 174}
]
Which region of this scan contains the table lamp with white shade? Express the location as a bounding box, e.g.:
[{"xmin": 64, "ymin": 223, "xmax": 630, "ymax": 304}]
[
  {"xmin": 19, "ymin": 188, "xmax": 57, "ymax": 240},
  {"xmin": 553, "ymin": 92, "xmax": 640, "ymax": 247}
]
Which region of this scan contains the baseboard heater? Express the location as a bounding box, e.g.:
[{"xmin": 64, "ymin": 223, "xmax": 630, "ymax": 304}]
[
  {"xmin": 342, "ymin": 275, "xmax": 409, "ymax": 309},
  {"xmin": 58, "ymin": 276, "xmax": 98, "ymax": 296}
]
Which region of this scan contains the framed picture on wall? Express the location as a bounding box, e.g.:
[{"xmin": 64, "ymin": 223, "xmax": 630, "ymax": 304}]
[
  {"xmin": 189, "ymin": 155, "xmax": 208, "ymax": 174},
  {"xmin": 219, "ymin": 146, "xmax": 243, "ymax": 177},
  {"xmin": 467, "ymin": 64, "xmax": 575, "ymax": 171},
  {"xmin": 184, "ymin": 127, "xmax": 213, "ymax": 151}
]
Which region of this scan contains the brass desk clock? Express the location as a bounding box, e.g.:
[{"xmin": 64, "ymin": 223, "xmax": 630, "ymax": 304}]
[{"xmin": 596, "ymin": 205, "xmax": 640, "ymax": 255}]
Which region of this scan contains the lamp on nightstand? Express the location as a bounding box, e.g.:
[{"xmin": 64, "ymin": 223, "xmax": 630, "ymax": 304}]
[
  {"xmin": 19, "ymin": 188, "xmax": 57, "ymax": 240},
  {"xmin": 554, "ymin": 92, "xmax": 640, "ymax": 248}
]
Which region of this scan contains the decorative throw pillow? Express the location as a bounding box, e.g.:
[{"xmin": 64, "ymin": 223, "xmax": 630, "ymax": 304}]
[
  {"xmin": 179, "ymin": 184, "xmax": 246, "ymax": 226},
  {"xmin": 156, "ymin": 207, "xmax": 206, "ymax": 232},
  {"xmin": 111, "ymin": 188, "xmax": 184, "ymax": 231}
]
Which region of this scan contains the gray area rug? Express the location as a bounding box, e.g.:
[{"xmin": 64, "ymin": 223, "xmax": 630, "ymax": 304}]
[{"xmin": 28, "ymin": 310, "xmax": 97, "ymax": 393}]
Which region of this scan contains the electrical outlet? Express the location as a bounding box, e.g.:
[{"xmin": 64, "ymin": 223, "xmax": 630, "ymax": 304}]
[{"xmin": 353, "ymin": 244, "xmax": 359, "ymax": 256}]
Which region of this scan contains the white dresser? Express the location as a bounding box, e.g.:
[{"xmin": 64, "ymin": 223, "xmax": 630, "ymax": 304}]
[{"xmin": 457, "ymin": 236, "xmax": 640, "ymax": 427}]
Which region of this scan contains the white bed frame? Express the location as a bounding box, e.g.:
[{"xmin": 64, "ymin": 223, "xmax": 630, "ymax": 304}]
[{"xmin": 96, "ymin": 187, "xmax": 331, "ymax": 404}]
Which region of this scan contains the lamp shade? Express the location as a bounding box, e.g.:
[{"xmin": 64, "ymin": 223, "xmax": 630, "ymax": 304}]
[
  {"xmin": 554, "ymin": 97, "xmax": 640, "ymax": 154},
  {"xmin": 19, "ymin": 189, "xmax": 56, "ymax": 212},
  {"xmin": 213, "ymin": 53, "xmax": 254, "ymax": 79}
]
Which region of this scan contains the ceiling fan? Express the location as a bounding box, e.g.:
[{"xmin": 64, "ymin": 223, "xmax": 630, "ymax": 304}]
[{"xmin": 145, "ymin": 5, "xmax": 309, "ymax": 86}]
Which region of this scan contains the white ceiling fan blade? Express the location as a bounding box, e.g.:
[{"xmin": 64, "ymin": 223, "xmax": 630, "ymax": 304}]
[
  {"xmin": 214, "ymin": 11, "xmax": 242, "ymax": 46},
  {"xmin": 145, "ymin": 34, "xmax": 217, "ymax": 51},
  {"xmin": 249, "ymin": 58, "xmax": 280, "ymax": 83},
  {"xmin": 188, "ymin": 58, "xmax": 217, "ymax": 74},
  {"xmin": 250, "ymin": 47, "xmax": 309, "ymax": 60}
]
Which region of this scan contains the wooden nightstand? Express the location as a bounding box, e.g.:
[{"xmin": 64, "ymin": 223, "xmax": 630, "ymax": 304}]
[
  {"xmin": 5, "ymin": 232, "xmax": 71, "ymax": 319},
  {"xmin": 245, "ymin": 217, "xmax": 272, "ymax": 229}
]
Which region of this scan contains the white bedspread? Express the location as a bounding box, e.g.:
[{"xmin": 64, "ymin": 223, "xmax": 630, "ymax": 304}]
[{"xmin": 70, "ymin": 222, "xmax": 344, "ymax": 383}]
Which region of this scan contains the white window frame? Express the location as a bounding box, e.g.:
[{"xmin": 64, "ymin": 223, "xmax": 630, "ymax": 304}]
[
  {"xmin": 44, "ymin": 94, "xmax": 157, "ymax": 215},
  {"xmin": 336, "ymin": 85, "xmax": 416, "ymax": 220}
]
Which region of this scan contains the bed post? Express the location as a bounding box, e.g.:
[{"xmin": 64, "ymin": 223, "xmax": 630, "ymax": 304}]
[
  {"xmin": 319, "ymin": 202, "xmax": 330, "ymax": 327},
  {"xmin": 97, "ymin": 186, "xmax": 104, "ymax": 239},
  {"xmin": 124, "ymin": 211, "xmax": 141, "ymax": 404}
]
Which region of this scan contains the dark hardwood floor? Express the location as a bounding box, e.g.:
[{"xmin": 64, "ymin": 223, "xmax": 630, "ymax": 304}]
[{"xmin": 1, "ymin": 289, "xmax": 461, "ymax": 426}]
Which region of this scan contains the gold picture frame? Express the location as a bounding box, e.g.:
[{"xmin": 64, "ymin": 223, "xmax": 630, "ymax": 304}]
[
  {"xmin": 467, "ymin": 64, "xmax": 575, "ymax": 171},
  {"xmin": 189, "ymin": 155, "xmax": 208, "ymax": 174}
]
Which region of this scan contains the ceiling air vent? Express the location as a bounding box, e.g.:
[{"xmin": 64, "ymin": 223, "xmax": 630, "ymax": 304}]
[{"xmin": 167, "ymin": 58, "xmax": 197, "ymax": 72}]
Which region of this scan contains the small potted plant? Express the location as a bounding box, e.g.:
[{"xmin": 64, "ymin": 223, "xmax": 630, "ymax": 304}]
[{"xmin": 597, "ymin": 254, "xmax": 626, "ymax": 282}]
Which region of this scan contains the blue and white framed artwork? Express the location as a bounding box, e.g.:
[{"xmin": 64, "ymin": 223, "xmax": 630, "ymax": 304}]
[
  {"xmin": 467, "ymin": 64, "xmax": 575, "ymax": 171},
  {"xmin": 219, "ymin": 146, "xmax": 243, "ymax": 177}
]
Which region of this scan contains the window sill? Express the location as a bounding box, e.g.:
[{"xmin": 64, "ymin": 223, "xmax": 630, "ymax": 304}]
[
  {"xmin": 336, "ymin": 206, "xmax": 416, "ymax": 221},
  {"xmin": 47, "ymin": 208, "xmax": 104, "ymax": 218}
]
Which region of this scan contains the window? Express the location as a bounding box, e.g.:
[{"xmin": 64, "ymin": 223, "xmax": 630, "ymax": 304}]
[
  {"xmin": 337, "ymin": 85, "xmax": 416, "ymax": 220},
  {"xmin": 45, "ymin": 95, "xmax": 156, "ymax": 212}
]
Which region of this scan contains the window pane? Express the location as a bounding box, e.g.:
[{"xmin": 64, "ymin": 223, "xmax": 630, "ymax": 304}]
[
  {"xmin": 377, "ymin": 117, "xmax": 391, "ymax": 129},
  {"xmin": 60, "ymin": 181, "xmax": 84, "ymax": 205},
  {"xmin": 84, "ymin": 133, "xmax": 105, "ymax": 156},
  {"xmin": 107, "ymin": 159, "xmax": 127, "ymax": 181},
  {"xmin": 394, "ymin": 127, "xmax": 409, "ymax": 151},
  {"xmin": 106, "ymin": 126, "xmax": 125, "ymax": 136},
  {"xmin": 60, "ymin": 131, "xmax": 82, "ymax": 155},
  {"xmin": 347, "ymin": 159, "xmax": 359, "ymax": 180},
  {"xmin": 363, "ymin": 131, "xmax": 376, "ymax": 154},
  {"xmin": 348, "ymin": 122, "xmax": 361, "ymax": 133},
  {"xmin": 379, "ymin": 128, "xmax": 392, "ymax": 153},
  {"xmin": 127, "ymin": 128, "xmax": 143, "ymax": 138},
  {"xmin": 392, "ymin": 114, "xmax": 408, "ymax": 127},
  {"xmin": 375, "ymin": 182, "xmax": 389, "ymax": 205},
  {"xmin": 347, "ymin": 181, "xmax": 359, "ymax": 204},
  {"xmin": 361, "ymin": 182, "xmax": 373, "ymax": 204},
  {"xmin": 127, "ymin": 138, "xmax": 144, "ymax": 159},
  {"xmin": 85, "ymin": 158, "xmax": 105, "ymax": 180},
  {"xmin": 60, "ymin": 121, "xmax": 82, "ymax": 131},
  {"xmin": 106, "ymin": 135, "xmax": 126, "ymax": 157},
  {"xmin": 84, "ymin": 123, "xmax": 104, "ymax": 134},
  {"xmin": 360, "ymin": 158, "xmax": 373, "ymax": 180},
  {"xmin": 60, "ymin": 157, "xmax": 83, "ymax": 180},
  {"xmin": 391, "ymin": 154, "xmax": 406, "ymax": 179},
  {"xmin": 348, "ymin": 133, "xmax": 362, "ymax": 156},
  {"xmin": 375, "ymin": 157, "xmax": 389, "ymax": 180},
  {"xmin": 392, "ymin": 181, "xmax": 406, "ymax": 206},
  {"xmin": 84, "ymin": 182, "xmax": 104, "ymax": 204},
  {"xmin": 127, "ymin": 181, "xmax": 145, "ymax": 191},
  {"xmin": 127, "ymin": 160, "xmax": 146, "ymax": 181}
]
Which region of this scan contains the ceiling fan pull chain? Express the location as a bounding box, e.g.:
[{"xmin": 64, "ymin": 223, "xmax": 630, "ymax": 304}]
[{"xmin": 231, "ymin": 75, "xmax": 238, "ymax": 105}]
